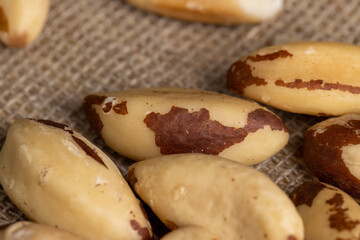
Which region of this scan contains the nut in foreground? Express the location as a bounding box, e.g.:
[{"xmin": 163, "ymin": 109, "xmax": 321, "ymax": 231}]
[
  {"xmin": 0, "ymin": 119, "xmax": 152, "ymax": 240},
  {"xmin": 0, "ymin": 0, "xmax": 49, "ymax": 47},
  {"xmin": 128, "ymin": 153, "xmax": 304, "ymax": 240}
]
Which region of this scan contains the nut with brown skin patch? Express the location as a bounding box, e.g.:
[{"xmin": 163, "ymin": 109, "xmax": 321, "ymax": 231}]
[
  {"xmin": 303, "ymin": 114, "xmax": 360, "ymax": 200},
  {"xmin": 0, "ymin": 0, "xmax": 49, "ymax": 47},
  {"xmin": 227, "ymin": 42, "xmax": 360, "ymax": 116},
  {"xmin": 290, "ymin": 181, "xmax": 360, "ymax": 240},
  {"xmin": 83, "ymin": 87, "xmax": 289, "ymax": 165},
  {"xmin": 0, "ymin": 119, "xmax": 152, "ymax": 240}
]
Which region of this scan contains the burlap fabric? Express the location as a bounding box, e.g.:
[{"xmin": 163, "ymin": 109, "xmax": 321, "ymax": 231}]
[{"xmin": 0, "ymin": 0, "xmax": 359, "ymax": 235}]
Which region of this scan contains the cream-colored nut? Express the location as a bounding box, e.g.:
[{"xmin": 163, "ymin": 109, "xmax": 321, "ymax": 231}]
[
  {"xmin": 0, "ymin": 0, "xmax": 49, "ymax": 47},
  {"xmin": 0, "ymin": 119, "xmax": 152, "ymax": 240},
  {"xmin": 303, "ymin": 114, "xmax": 360, "ymax": 201},
  {"xmin": 290, "ymin": 181, "xmax": 360, "ymax": 240},
  {"xmin": 128, "ymin": 153, "xmax": 304, "ymax": 240},
  {"xmin": 126, "ymin": 0, "xmax": 283, "ymax": 23},
  {"xmin": 227, "ymin": 41, "xmax": 360, "ymax": 116},
  {"xmin": 0, "ymin": 221, "xmax": 84, "ymax": 240},
  {"xmin": 83, "ymin": 87, "xmax": 289, "ymax": 165},
  {"xmin": 160, "ymin": 226, "xmax": 218, "ymax": 240}
]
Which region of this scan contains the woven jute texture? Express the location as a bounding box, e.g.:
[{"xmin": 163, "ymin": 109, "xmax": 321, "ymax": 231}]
[{"xmin": 0, "ymin": 0, "xmax": 359, "ymax": 236}]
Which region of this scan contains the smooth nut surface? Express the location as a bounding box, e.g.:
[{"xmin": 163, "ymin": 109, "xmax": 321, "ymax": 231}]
[
  {"xmin": 227, "ymin": 41, "xmax": 360, "ymax": 116},
  {"xmin": 0, "ymin": 0, "xmax": 49, "ymax": 47},
  {"xmin": 0, "ymin": 119, "xmax": 152, "ymax": 240},
  {"xmin": 303, "ymin": 114, "xmax": 360, "ymax": 200},
  {"xmin": 290, "ymin": 181, "xmax": 360, "ymax": 240},
  {"xmin": 160, "ymin": 226, "xmax": 218, "ymax": 240},
  {"xmin": 83, "ymin": 87, "xmax": 289, "ymax": 165},
  {"xmin": 128, "ymin": 153, "xmax": 304, "ymax": 240},
  {"xmin": 0, "ymin": 221, "xmax": 84, "ymax": 240},
  {"xmin": 126, "ymin": 0, "xmax": 283, "ymax": 23}
]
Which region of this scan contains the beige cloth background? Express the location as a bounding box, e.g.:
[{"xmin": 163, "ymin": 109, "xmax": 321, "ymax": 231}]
[{"xmin": 0, "ymin": 0, "xmax": 359, "ymax": 235}]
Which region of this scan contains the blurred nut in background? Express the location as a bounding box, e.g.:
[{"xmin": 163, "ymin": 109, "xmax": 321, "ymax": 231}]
[
  {"xmin": 0, "ymin": 0, "xmax": 49, "ymax": 47},
  {"xmin": 126, "ymin": 0, "xmax": 283, "ymax": 23},
  {"xmin": 303, "ymin": 114, "xmax": 360, "ymax": 200}
]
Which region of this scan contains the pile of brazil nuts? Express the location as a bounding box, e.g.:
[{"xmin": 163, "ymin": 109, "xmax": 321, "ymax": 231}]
[{"xmin": 1, "ymin": 41, "xmax": 360, "ymax": 240}]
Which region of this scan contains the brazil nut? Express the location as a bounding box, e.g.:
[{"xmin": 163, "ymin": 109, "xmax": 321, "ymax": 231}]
[
  {"xmin": 227, "ymin": 41, "xmax": 360, "ymax": 116},
  {"xmin": 83, "ymin": 87, "xmax": 289, "ymax": 165}
]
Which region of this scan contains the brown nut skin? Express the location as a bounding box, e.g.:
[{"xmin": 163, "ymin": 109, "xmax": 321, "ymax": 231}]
[
  {"xmin": 303, "ymin": 114, "xmax": 360, "ymax": 200},
  {"xmin": 290, "ymin": 181, "xmax": 360, "ymax": 240},
  {"xmin": 0, "ymin": 221, "xmax": 84, "ymax": 240}
]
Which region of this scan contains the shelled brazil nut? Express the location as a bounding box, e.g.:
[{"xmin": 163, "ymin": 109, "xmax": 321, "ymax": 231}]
[
  {"xmin": 160, "ymin": 226, "xmax": 218, "ymax": 240},
  {"xmin": 83, "ymin": 87, "xmax": 289, "ymax": 165},
  {"xmin": 126, "ymin": 0, "xmax": 283, "ymax": 24},
  {"xmin": 0, "ymin": 221, "xmax": 84, "ymax": 240},
  {"xmin": 0, "ymin": 0, "xmax": 49, "ymax": 47},
  {"xmin": 290, "ymin": 181, "xmax": 360, "ymax": 240},
  {"xmin": 0, "ymin": 119, "xmax": 152, "ymax": 240},
  {"xmin": 303, "ymin": 114, "xmax": 360, "ymax": 201},
  {"xmin": 227, "ymin": 41, "xmax": 360, "ymax": 116},
  {"xmin": 128, "ymin": 153, "xmax": 304, "ymax": 240}
]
